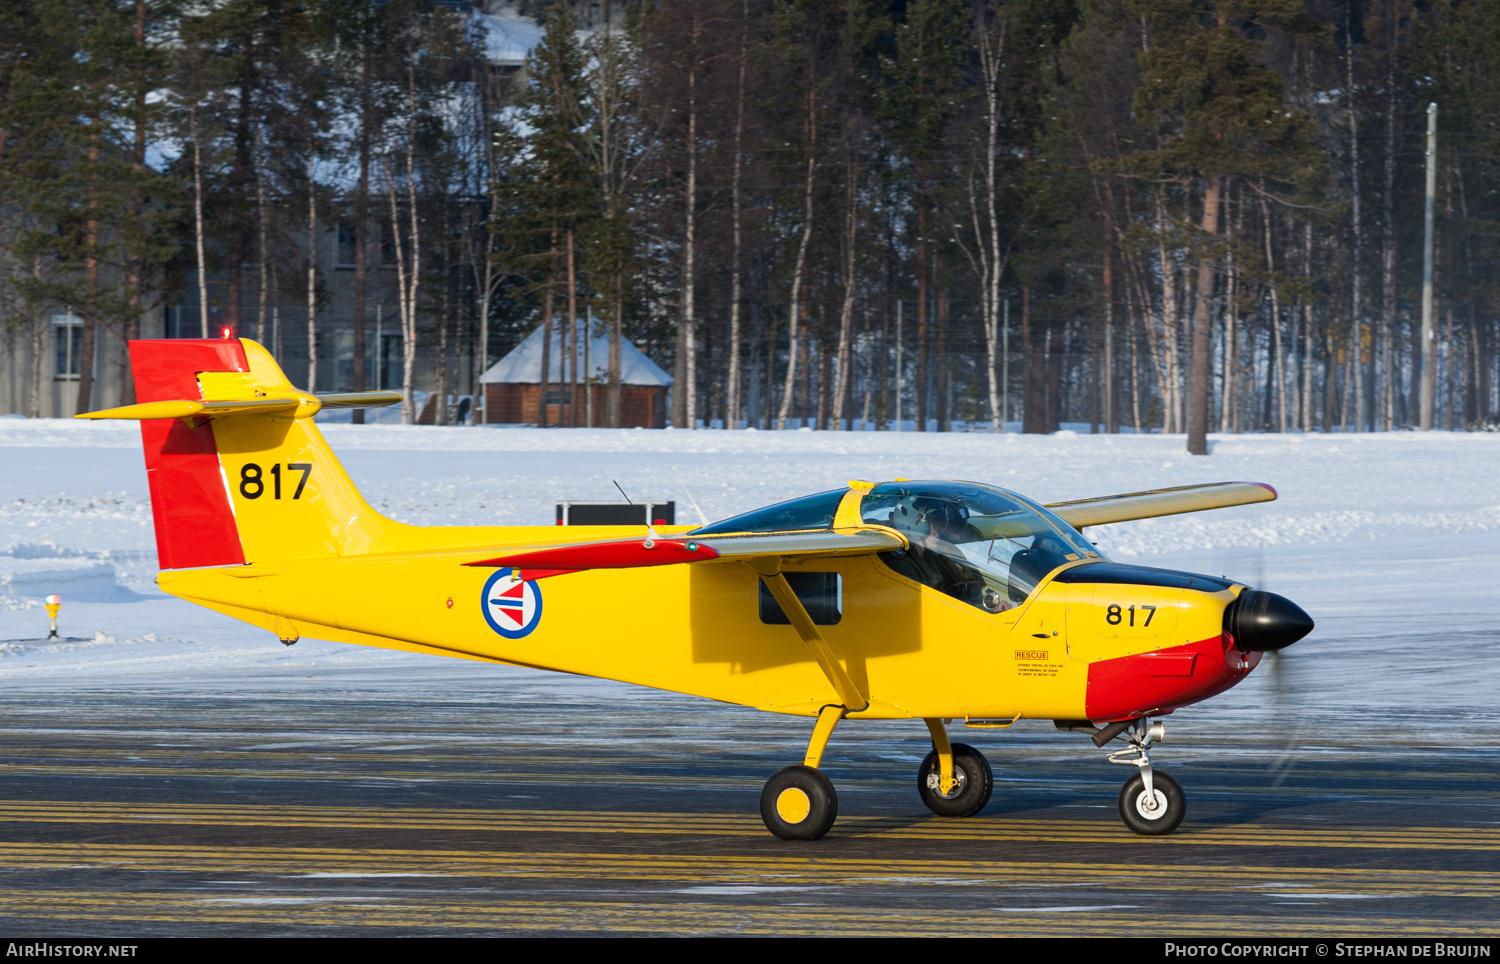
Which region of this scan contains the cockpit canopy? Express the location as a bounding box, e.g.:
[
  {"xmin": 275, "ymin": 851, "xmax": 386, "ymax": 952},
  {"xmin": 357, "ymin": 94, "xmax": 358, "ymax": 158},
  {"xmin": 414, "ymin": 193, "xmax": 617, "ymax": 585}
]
[
  {"xmin": 688, "ymin": 488, "xmax": 846, "ymax": 536},
  {"xmin": 689, "ymin": 480, "xmax": 1101, "ymax": 613},
  {"xmin": 859, "ymin": 482, "xmax": 1101, "ymax": 612}
]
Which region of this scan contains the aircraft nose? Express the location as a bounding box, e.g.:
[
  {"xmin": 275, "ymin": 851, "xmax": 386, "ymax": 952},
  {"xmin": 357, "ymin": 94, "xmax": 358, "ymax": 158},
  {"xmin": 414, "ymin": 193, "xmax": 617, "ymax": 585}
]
[{"xmin": 1225, "ymin": 589, "xmax": 1314, "ymax": 651}]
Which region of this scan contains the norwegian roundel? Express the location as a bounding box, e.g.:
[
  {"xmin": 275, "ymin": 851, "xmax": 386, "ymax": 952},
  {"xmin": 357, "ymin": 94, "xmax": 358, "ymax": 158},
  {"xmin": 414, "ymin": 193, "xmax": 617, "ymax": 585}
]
[{"xmin": 481, "ymin": 568, "xmax": 543, "ymax": 639}]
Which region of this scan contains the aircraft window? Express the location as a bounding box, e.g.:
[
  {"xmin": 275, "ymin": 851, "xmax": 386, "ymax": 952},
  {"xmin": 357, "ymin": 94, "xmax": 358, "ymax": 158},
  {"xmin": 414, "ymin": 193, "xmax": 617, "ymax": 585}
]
[
  {"xmin": 689, "ymin": 488, "xmax": 846, "ymax": 535},
  {"xmin": 860, "ymin": 481, "xmax": 1101, "ymax": 612},
  {"xmin": 759, "ymin": 572, "xmax": 841, "ymax": 626}
]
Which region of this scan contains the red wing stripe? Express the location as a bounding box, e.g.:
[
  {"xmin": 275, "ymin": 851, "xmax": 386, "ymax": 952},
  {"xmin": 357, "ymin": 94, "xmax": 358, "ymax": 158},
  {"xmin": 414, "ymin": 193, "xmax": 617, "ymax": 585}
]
[{"xmin": 463, "ymin": 539, "xmax": 719, "ymax": 571}]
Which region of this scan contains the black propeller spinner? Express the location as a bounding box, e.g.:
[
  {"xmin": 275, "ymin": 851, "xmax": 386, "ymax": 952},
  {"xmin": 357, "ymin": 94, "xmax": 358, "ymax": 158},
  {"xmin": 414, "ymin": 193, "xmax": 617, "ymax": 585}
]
[{"xmin": 1224, "ymin": 589, "xmax": 1315, "ymax": 652}]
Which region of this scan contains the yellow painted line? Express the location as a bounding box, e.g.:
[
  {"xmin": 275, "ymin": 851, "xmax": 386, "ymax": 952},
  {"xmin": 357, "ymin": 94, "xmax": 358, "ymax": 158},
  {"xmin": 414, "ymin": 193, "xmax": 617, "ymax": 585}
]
[
  {"xmin": 1, "ymin": 800, "xmax": 1498, "ymax": 852},
  {"xmin": 0, "ymin": 891, "xmax": 1494, "ymax": 936},
  {"xmin": 0, "ymin": 842, "xmax": 1495, "ymax": 897},
  {"xmin": 10, "ymin": 750, "xmax": 1497, "ymax": 792},
  {"xmin": 0, "ymin": 764, "xmax": 741, "ymax": 787}
]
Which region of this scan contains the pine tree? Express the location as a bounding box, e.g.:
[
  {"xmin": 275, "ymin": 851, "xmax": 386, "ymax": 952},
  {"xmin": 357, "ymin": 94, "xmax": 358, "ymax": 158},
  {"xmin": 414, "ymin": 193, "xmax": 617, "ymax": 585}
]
[
  {"xmin": 1125, "ymin": 0, "xmax": 1323, "ymax": 454},
  {"xmin": 880, "ymin": 0, "xmax": 968, "ymax": 432},
  {"xmin": 498, "ymin": 2, "xmax": 593, "ymax": 427}
]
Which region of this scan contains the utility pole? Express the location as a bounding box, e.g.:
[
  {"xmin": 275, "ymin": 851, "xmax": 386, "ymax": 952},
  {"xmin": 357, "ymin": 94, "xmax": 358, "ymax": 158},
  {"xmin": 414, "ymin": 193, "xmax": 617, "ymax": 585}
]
[
  {"xmin": 1420, "ymin": 102, "xmax": 1437, "ymax": 430},
  {"xmin": 894, "ymin": 301, "xmax": 903, "ymax": 432},
  {"xmin": 1001, "ymin": 298, "xmax": 1009, "ymax": 430}
]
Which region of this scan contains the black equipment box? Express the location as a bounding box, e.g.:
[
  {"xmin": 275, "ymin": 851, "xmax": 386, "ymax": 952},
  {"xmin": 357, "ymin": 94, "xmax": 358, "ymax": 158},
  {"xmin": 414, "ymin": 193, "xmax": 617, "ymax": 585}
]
[{"xmin": 556, "ymin": 501, "xmax": 676, "ymax": 526}]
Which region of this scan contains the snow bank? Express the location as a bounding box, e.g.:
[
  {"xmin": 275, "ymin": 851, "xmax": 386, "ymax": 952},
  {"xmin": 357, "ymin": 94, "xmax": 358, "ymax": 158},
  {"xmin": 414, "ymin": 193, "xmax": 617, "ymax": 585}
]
[{"xmin": 0, "ymin": 558, "xmax": 131, "ymax": 607}]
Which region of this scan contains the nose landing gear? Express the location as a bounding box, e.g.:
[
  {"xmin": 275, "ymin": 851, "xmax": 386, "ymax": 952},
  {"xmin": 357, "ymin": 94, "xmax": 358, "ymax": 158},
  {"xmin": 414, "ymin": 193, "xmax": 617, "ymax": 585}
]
[
  {"xmin": 1103, "ymin": 718, "xmax": 1185, "ymax": 835},
  {"xmin": 1119, "ymin": 769, "xmax": 1184, "ymax": 835}
]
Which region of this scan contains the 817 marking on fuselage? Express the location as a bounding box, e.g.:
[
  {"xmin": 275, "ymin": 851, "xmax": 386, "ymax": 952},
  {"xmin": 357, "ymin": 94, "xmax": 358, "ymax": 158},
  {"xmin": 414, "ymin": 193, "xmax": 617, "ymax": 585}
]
[
  {"xmin": 239, "ymin": 462, "xmax": 312, "ymax": 500},
  {"xmin": 1105, "ymin": 604, "xmax": 1157, "ymax": 627}
]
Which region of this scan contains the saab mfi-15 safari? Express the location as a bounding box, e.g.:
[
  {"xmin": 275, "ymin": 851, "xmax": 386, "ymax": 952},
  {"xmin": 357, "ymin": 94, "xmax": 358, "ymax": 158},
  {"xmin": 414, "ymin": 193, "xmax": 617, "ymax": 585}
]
[{"xmin": 81, "ymin": 336, "xmax": 1314, "ymax": 840}]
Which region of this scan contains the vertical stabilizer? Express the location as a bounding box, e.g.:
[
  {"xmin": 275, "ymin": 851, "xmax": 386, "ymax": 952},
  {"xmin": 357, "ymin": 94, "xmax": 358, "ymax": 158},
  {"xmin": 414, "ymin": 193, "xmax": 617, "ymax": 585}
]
[{"xmin": 120, "ymin": 337, "xmax": 397, "ymax": 569}]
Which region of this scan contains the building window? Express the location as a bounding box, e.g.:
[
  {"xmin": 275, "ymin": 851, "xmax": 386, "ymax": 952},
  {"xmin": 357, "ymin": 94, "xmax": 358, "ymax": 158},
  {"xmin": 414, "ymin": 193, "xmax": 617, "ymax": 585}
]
[
  {"xmin": 52, "ymin": 313, "xmax": 82, "ymax": 380},
  {"xmin": 379, "ymin": 333, "xmax": 402, "ymax": 390},
  {"xmin": 546, "ymin": 386, "xmax": 572, "ymax": 406},
  {"xmin": 336, "ymin": 222, "xmax": 358, "ymax": 269},
  {"xmin": 335, "ymin": 330, "xmax": 354, "ymax": 391}
]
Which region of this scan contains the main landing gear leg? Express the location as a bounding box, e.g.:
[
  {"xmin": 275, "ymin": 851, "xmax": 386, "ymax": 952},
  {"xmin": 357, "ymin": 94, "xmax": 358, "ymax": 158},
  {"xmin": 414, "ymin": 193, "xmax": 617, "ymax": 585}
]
[
  {"xmin": 1103, "ymin": 718, "xmax": 1185, "ymax": 835},
  {"xmin": 759, "ymin": 705, "xmax": 844, "ymax": 841},
  {"xmin": 917, "ymin": 718, "xmax": 993, "ymax": 817},
  {"xmin": 923, "ymin": 718, "xmax": 956, "ymax": 796}
]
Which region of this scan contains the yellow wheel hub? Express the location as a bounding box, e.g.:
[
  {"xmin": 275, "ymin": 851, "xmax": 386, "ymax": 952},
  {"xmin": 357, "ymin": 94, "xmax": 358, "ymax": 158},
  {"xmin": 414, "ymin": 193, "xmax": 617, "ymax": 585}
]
[{"xmin": 775, "ymin": 787, "xmax": 812, "ymax": 824}]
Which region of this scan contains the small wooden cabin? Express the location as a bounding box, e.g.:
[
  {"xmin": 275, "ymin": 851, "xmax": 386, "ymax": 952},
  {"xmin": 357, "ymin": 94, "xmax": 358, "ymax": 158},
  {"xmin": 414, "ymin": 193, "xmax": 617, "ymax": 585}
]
[{"xmin": 479, "ymin": 322, "xmax": 672, "ymax": 427}]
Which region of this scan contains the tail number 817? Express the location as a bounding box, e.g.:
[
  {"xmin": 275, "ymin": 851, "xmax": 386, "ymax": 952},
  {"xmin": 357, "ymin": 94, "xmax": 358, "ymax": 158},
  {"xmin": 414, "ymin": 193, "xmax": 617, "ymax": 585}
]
[
  {"xmin": 1106, "ymin": 604, "xmax": 1156, "ymax": 627},
  {"xmin": 239, "ymin": 462, "xmax": 311, "ymax": 501}
]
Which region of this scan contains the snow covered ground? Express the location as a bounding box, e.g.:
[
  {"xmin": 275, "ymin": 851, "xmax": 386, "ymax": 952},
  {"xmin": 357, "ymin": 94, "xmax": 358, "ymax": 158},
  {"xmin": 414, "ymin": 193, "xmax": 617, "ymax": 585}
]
[{"xmin": 1, "ymin": 417, "xmax": 1497, "ymax": 746}]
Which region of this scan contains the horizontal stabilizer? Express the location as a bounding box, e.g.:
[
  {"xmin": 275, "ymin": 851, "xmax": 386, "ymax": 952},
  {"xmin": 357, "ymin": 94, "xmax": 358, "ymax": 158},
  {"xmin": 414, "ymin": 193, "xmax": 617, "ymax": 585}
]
[
  {"xmin": 77, "ymin": 390, "xmax": 402, "ymax": 422},
  {"xmin": 315, "ymin": 391, "xmax": 404, "ymax": 408},
  {"xmin": 1046, "ymin": 481, "xmax": 1276, "ymax": 529},
  {"xmin": 76, "ymin": 397, "xmax": 300, "ymax": 421}
]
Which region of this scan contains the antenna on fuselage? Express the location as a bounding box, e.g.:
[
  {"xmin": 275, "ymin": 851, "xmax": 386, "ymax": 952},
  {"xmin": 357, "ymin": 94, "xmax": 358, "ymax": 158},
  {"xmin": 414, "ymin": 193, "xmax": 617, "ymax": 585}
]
[
  {"xmin": 613, "ymin": 480, "xmax": 660, "ymax": 548},
  {"xmin": 672, "ymin": 466, "xmax": 710, "ymax": 527}
]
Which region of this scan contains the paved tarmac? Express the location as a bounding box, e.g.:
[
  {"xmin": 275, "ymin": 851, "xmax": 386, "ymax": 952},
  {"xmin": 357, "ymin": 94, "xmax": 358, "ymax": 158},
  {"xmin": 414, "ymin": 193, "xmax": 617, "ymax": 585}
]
[{"xmin": 0, "ymin": 647, "xmax": 1496, "ymax": 937}]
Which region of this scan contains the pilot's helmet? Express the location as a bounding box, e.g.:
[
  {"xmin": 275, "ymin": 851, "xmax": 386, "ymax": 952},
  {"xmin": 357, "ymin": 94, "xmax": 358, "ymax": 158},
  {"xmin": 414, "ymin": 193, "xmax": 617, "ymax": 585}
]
[
  {"xmin": 1029, "ymin": 530, "xmax": 1071, "ymax": 558},
  {"xmin": 911, "ymin": 497, "xmax": 967, "ymax": 541},
  {"xmin": 889, "ymin": 498, "xmax": 923, "ymax": 533}
]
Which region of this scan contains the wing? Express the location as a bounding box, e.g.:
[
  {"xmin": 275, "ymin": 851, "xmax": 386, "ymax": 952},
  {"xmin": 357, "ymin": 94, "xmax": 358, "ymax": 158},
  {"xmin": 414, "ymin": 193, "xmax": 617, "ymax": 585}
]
[
  {"xmin": 1044, "ymin": 481, "xmax": 1276, "ymax": 530},
  {"xmin": 463, "ymin": 526, "xmax": 906, "ymax": 712},
  {"xmin": 461, "ymin": 527, "xmax": 907, "ymax": 579}
]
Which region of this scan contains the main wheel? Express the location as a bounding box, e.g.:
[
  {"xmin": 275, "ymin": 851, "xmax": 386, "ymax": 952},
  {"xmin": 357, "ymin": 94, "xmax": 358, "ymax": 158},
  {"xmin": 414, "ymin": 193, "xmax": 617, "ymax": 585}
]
[
  {"xmin": 916, "ymin": 743, "xmax": 993, "ymax": 817},
  {"xmin": 760, "ymin": 765, "xmax": 838, "ymax": 840},
  {"xmin": 1118, "ymin": 769, "xmax": 1185, "ymax": 835}
]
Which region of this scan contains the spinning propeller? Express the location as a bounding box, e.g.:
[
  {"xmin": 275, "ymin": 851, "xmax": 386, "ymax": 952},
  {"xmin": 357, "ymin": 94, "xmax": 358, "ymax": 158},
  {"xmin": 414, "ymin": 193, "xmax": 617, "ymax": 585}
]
[{"xmin": 1239, "ymin": 546, "xmax": 1313, "ymax": 787}]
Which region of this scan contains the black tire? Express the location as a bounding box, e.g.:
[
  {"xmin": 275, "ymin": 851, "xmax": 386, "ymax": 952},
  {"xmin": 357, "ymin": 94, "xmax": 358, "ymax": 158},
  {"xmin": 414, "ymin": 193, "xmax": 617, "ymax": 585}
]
[
  {"xmin": 1118, "ymin": 770, "xmax": 1186, "ymax": 835},
  {"xmin": 916, "ymin": 742, "xmax": 993, "ymax": 817},
  {"xmin": 759, "ymin": 765, "xmax": 838, "ymax": 841}
]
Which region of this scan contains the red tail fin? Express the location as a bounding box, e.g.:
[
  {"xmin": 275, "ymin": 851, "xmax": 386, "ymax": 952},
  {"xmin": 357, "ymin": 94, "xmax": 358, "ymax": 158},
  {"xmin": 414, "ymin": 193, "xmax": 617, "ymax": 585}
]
[{"xmin": 130, "ymin": 339, "xmax": 249, "ymax": 570}]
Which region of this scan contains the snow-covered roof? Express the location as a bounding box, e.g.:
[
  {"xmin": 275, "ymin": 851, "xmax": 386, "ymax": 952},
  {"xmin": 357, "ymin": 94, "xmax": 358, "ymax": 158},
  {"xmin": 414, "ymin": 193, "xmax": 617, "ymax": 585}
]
[
  {"xmin": 475, "ymin": 10, "xmax": 544, "ymax": 68},
  {"xmin": 481, "ymin": 321, "xmax": 673, "ymax": 387}
]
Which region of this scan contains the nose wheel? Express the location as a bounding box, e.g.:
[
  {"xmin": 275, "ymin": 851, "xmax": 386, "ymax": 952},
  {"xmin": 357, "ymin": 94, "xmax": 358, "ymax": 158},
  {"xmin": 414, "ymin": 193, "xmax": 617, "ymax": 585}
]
[
  {"xmin": 1118, "ymin": 769, "xmax": 1184, "ymax": 835},
  {"xmin": 1099, "ymin": 717, "xmax": 1187, "ymax": 835}
]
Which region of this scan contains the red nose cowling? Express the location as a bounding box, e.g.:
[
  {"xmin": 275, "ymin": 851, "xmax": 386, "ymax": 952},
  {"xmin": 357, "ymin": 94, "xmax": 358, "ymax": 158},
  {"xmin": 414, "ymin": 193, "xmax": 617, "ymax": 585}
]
[{"xmin": 1083, "ymin": 590, "xmax": 1312, "ymax": 722}]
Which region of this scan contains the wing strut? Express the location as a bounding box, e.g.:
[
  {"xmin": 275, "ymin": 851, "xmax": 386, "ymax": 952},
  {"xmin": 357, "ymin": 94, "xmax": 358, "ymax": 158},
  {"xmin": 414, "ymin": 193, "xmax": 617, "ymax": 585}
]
[{"xmin": 749, "ymin": 560, "xmax": 869, "ymax": 713}]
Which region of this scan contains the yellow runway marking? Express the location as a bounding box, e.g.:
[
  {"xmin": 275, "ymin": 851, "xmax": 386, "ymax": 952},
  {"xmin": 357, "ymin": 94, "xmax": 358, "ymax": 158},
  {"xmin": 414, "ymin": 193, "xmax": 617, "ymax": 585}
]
[
  {"xmin": 0, "ymin": 841, "xmax": 1496, "ymax": 897},
  {"xmin": 2, "ymin": 800, "xmax": 1499, "ymax": 852},
  {"xmin": 0, "ymin": 890, "xmax": 1494, "ymax": 936},
  {"xmin": 0, "ymin": 763, "xmax": 743, "ymax": 787}
]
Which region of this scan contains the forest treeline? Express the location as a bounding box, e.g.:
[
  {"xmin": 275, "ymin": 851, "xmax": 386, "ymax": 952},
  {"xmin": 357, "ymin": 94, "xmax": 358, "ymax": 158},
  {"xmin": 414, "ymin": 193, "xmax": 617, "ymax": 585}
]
[{"xmin": 3, "ymin": 0, "xmax": 1498, "ymax": 442}]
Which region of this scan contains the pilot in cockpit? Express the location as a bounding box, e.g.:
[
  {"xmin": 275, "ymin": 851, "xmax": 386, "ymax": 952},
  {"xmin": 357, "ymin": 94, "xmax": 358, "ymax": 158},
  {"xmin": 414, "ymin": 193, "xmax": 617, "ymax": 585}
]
[{"xmin": 885, "ymin": 497, "xmax": 991, "ymax": 609}]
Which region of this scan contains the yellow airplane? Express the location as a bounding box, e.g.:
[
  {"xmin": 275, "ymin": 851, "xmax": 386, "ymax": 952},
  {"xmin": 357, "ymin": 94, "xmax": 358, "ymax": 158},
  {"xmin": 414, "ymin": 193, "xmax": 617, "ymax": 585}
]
[{"xmin": 82, "ymin": 336, "xmax": 1313, "ymax": 841}]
